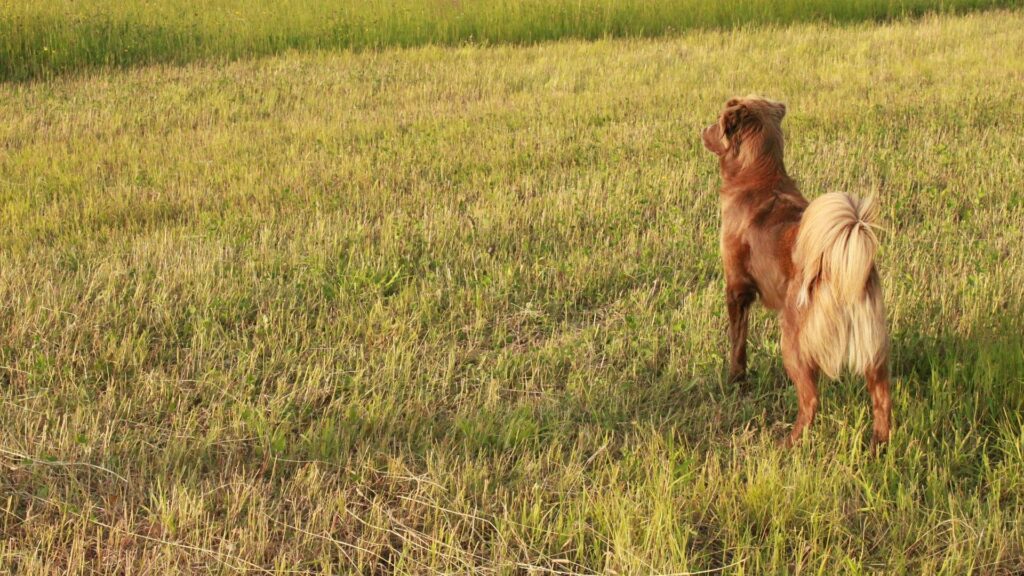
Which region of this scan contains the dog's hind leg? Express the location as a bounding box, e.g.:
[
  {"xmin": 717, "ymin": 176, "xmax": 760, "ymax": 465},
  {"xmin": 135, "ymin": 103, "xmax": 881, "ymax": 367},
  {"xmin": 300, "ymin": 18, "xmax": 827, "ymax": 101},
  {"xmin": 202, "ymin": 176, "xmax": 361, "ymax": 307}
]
[
  {"xmin": 781, "ymin": 317, "xmax": 819, "ymax": 446},
  {"xmin": 866, "ymin": 360, "xmax": 892, "ymax": 449}
]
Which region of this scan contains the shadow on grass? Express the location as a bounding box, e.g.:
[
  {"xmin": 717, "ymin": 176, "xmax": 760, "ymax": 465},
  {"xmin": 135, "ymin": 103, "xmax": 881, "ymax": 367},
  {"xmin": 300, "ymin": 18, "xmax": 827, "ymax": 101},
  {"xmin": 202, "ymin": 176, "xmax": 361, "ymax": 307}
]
[
  {"xmin": 889, "ymin": 303, "xmax": 1024, "ymax": 442},
  {"xmin": 199, "ymin": 296, "xmax": 1024, "ymax": 483}
]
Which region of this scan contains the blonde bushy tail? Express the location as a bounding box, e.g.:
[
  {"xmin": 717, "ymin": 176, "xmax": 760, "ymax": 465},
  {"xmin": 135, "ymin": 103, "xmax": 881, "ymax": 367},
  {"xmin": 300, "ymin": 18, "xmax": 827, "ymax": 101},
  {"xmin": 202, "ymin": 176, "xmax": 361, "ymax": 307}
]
[{"xmin": 794, "ymin": 193, "xmax": 888, "ymax": 379}]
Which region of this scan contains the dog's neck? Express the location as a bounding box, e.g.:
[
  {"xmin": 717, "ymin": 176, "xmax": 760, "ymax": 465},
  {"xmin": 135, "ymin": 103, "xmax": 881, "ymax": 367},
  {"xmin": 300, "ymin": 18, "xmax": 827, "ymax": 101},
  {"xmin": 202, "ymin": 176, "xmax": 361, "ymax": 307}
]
[{"xmin": 719, "ymin": 159, "xmax": 795, "ymax": 202}]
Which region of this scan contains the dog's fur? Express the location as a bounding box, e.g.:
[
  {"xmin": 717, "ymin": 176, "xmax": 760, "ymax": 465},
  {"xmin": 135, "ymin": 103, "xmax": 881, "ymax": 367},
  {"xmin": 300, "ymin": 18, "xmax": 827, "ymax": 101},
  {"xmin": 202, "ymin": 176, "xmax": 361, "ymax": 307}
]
[{"xmin": 701, "ymin": 96, "xmax": 891, "ymax": 447}]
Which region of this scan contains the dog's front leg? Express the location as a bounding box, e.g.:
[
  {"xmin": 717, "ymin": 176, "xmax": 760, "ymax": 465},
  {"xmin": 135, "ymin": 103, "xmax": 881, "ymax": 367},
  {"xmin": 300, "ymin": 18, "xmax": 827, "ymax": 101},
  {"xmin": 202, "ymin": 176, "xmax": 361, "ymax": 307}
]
[{"xmin": 726, "ymin": 285, "xmax": 756, "ymax": 384}]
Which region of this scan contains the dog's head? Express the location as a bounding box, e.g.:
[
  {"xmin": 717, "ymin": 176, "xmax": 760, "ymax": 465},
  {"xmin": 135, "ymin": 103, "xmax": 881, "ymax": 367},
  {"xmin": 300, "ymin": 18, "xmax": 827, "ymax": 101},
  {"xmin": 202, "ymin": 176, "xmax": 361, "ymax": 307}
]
[{"xmin": 702, "ymin": 96, "xmax": 787, "ymax": 175}]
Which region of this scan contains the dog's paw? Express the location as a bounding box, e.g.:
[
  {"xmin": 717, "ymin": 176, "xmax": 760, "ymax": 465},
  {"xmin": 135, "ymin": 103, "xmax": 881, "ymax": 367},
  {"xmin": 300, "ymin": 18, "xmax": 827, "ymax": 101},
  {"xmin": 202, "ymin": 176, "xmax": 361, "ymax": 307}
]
[
  {"xmin": 728, "ymin": 370, "xmax": 749, "ymax": 390},
  {"xmin": 869, "ymin": 436, "xmax": 889, "ymax": 457},
  {"xmin": 776, "ymin": 433, "xmax": 795, "ymax": 449}
]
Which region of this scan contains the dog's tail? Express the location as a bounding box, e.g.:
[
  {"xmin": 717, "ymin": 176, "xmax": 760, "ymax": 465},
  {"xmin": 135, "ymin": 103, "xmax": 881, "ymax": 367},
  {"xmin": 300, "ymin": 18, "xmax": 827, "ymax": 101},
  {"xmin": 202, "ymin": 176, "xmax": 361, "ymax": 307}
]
[{"xmin": 793, "ymin": 193, "xmax": 888, "ymax": 379}]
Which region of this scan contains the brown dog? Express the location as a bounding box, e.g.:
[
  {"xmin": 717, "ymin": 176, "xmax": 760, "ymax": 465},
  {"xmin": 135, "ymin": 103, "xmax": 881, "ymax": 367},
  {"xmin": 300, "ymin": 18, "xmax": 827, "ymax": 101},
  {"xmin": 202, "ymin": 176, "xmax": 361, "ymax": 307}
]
[{"xmin": 702, "ymin": 96, "xmax": 891, "ymax": 447}]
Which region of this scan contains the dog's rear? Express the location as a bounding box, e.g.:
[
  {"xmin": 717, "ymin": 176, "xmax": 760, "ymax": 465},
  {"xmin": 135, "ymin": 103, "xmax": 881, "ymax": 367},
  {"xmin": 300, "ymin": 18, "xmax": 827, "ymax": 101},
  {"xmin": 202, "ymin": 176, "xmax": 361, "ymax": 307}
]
[{"xmin": 793, "ymin": 193, "xmax": 888, "ymax": 379}]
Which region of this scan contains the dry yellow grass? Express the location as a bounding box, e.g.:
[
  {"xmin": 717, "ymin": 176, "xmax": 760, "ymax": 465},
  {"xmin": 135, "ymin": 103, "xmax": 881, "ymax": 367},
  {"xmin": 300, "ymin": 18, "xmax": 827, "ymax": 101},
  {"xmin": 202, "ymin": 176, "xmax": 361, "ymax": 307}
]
[{"xmin": 1, "ymin": 9, "xmax": 1023, "ymax": 574}]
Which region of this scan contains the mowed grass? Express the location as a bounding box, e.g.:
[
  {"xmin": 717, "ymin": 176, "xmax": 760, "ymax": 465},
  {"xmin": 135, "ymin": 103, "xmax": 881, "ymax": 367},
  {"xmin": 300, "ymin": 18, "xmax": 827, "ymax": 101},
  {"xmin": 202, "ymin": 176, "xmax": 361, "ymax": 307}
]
[
  {"xmin": 1, "ymin": 0, "xmax": 1020, "ymax": 81},
  {"xmin": 2, "ymin": 9, "xmax": 1024, "ymax": 575}
]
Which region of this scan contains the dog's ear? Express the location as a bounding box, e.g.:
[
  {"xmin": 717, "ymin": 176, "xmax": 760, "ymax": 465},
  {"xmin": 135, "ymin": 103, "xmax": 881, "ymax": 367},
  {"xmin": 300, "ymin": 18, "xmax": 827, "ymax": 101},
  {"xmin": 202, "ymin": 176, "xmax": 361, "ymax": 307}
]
[
  {"xmin": 771, "ymin": 101, "xmax": 787, "ymax": 121},
  {"xmin": 721, "ymin": 102, "xmax": 749, "ymax": 140}
]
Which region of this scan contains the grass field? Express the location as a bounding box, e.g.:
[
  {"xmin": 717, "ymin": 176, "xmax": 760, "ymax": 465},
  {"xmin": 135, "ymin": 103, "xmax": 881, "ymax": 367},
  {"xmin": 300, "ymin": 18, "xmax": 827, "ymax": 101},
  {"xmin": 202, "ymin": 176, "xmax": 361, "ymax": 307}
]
[
  {"xmin": 2, "ymin": 0, "xmax": 1020, "ymax": 82},
  {"xmin": 2, "ymin": 7, "xmax": 1024, "ymax": 575}
]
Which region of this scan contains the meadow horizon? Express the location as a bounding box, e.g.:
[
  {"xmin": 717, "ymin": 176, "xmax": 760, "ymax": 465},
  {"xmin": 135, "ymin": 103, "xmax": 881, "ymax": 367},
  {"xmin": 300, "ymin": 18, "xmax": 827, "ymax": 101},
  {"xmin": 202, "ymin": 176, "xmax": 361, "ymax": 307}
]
[{"xmin": 1, "ymin": 0, "xmax": 1020, "ymax": 82}]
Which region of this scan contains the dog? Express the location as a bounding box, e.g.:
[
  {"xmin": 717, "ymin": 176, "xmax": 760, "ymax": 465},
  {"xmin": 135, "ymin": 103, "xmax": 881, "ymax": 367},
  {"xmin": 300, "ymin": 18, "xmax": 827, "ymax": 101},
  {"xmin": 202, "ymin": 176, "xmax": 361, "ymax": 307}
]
[{"xmin": 701, "ymin": 96, "xmax": 891, "ymax": 447}]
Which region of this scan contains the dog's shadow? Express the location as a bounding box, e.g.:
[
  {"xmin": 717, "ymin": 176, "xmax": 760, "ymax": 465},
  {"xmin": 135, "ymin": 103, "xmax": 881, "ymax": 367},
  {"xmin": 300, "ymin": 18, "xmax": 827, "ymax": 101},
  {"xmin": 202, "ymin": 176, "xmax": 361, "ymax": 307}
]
[
  {"xmin": 886, "ymin": 308, "xmax": 1024, "ymax": 438},
  {"xmin": 282, "ymin": 301, "xmax": 1024, "ymax": 467}
]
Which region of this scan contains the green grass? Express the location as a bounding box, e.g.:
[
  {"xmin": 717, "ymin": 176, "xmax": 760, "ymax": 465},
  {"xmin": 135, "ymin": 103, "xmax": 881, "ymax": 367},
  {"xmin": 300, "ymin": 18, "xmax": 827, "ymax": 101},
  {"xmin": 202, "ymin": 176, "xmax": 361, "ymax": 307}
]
[
  {"xmin": 1, "ymin": 0, "xmax": 1020, "ymax": 82},
  {"xmin": 2, "ymin": 8, "xmax": 1024, "ymax": 574}
]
